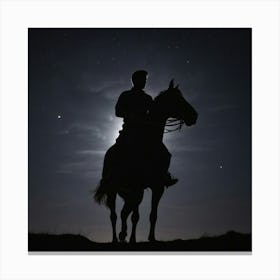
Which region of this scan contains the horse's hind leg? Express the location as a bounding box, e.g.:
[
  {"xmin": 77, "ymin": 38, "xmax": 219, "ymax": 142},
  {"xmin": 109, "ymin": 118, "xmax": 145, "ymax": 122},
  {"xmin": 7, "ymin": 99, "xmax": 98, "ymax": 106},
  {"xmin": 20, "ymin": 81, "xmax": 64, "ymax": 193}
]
[
  {"xmin": 119, "ymin": 202, "xmax": 132, "ymax": 242},
  {"xmin": 148, "ymin": 186, "xmax": 164, "ymax": 242},
  {"xmin": 107, "ymin": 193, "xmax": 118, "ymax": 243}
]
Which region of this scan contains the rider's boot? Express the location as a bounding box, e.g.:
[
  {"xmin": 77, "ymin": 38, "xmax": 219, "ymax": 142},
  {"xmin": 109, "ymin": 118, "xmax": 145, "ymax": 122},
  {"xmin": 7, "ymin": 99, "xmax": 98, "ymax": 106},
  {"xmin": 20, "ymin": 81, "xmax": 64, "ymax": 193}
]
[{"xmin": 165, "ymin": 172, "xmax": 178, "ymax": 188}]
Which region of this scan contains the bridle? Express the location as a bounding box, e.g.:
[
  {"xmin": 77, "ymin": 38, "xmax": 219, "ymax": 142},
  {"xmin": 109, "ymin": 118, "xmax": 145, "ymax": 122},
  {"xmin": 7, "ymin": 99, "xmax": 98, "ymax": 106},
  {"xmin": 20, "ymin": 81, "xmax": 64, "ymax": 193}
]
[{"xmin": 164, "ymin": 118, "xmax": 184, "ymax": 133}]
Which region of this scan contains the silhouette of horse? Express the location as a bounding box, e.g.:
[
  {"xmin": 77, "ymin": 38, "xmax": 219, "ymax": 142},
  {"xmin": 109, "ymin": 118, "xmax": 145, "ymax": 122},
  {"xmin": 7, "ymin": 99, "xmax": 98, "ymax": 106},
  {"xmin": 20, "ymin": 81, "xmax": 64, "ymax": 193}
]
[{"xmin": 94, "ymin": 80, "xmax": 198, "ymax": 243}]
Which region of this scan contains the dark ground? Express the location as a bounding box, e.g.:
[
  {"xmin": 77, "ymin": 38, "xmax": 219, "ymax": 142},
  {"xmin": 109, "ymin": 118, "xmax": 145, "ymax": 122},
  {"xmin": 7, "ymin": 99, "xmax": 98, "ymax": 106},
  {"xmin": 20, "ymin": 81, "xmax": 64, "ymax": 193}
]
[{"xmin": 28, "ymin": 231, "xmax": 251, "ymax": 252}]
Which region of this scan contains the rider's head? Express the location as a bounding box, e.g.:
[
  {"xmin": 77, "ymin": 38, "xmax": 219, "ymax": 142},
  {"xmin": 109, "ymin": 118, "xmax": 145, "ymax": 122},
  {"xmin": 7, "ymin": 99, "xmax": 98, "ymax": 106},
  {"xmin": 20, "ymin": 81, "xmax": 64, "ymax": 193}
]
[{"xmin": 131, "ymin": 70, "xmax": 148, "ymax": 90}]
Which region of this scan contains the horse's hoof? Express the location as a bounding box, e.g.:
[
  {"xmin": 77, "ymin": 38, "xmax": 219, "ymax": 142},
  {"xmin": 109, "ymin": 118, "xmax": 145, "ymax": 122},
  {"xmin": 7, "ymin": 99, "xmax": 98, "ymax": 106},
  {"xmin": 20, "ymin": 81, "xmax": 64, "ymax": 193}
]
[
  {"xmin": 148, "ymin": 235, "xmax": 156, "ymax": 242},
  {"xmin": 112, "ymin": 238, "xmax": 118, "ymax": 243},
  {"xmin": 119, "ymin": 231, "xmax": 127, "ymax": 242},
  {"xmin": 149, "ymin": 239, "xmax": 158, "ymax": 243},
  {"xmin": 129, "ymin": 237, "xmax": 136, "ymax": 244}
]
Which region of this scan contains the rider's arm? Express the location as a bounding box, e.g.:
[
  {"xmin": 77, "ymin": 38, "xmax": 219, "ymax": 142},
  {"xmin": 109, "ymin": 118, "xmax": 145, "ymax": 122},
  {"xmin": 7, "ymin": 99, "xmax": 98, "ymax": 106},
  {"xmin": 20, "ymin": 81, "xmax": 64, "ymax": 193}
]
[
  {"xmin": 146, "ymin": 95, "xmax": 154, "ymax": 114},
  {"xmin": 116, "ymin": 92, "xmax": 139, "ymax": 121}
]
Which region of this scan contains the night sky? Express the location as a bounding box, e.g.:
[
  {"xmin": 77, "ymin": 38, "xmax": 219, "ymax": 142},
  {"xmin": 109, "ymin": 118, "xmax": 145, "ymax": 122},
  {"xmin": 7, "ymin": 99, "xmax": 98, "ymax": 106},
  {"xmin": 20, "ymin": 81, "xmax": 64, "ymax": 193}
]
[{"xmin": 28, "ymin": 28, "xmax": 251, "ymax": 242}]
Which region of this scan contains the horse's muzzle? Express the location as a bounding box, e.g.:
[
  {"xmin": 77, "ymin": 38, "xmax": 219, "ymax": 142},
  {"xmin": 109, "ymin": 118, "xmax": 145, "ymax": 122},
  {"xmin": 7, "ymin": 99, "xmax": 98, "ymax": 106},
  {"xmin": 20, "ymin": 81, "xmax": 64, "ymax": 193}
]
[{"xmin": 184, "ymin": 112, "xmax": 198, "ymax": 126}]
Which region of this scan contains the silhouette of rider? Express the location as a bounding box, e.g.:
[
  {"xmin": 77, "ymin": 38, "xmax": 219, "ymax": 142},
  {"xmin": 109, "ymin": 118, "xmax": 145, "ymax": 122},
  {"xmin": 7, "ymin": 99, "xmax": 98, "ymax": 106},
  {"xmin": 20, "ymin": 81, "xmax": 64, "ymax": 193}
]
[
  {"xmin": 115, "ymin": 70, "xmax": 178, "ymax": 187},
  {"xmin": 115, "ymin": 70, "xmax": 153, "ymax": 143}
]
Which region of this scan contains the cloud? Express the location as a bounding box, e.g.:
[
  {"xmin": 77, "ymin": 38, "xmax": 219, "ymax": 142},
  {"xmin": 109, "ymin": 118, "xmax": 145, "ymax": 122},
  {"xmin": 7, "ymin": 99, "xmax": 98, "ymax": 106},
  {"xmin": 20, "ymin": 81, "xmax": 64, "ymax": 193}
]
[
  {"xmin": 76, "ymin": 150, "xmax": 106, "ymax": 156},
  {"xmin": 171, "ymin": 145, "xmax": 210, "ymax": 153},
  {"xmin": 206, "ymin": 104, "xmax": 241, "ymax": 113},
  {"xmin": 64, "ymin": 122, "xmax": 108, "ymax": 141},
  {"xmin": 56, "ymin": 161, "xmax": 87, "ymax": 175},
  {"xmin": 56, "ymin": 158, "xmax": 102, "ymax": 178},
  {"xmin": 88, "ymin": 81, "xmax": 126, "ymax": 100}
]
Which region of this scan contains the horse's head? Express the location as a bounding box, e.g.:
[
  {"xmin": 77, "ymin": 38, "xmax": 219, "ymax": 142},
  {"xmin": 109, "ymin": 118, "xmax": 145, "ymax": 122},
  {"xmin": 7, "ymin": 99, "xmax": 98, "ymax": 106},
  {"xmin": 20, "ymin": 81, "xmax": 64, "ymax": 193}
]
[{"xmin": 155, "ymin": 80, "xmax": 198, "ymax": 126}]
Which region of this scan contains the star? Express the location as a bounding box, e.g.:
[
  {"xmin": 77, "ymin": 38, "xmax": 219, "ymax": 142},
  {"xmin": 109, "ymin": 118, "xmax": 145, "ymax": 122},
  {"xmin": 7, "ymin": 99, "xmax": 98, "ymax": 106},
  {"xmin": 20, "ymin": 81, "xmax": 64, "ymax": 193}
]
[
  {"xmin": 219, "ymin": 165, "xmax": 223, "ymax": 169},
  {"xmin": 57, "ymin": 115, "xmax": 62, "ymax": 119}
]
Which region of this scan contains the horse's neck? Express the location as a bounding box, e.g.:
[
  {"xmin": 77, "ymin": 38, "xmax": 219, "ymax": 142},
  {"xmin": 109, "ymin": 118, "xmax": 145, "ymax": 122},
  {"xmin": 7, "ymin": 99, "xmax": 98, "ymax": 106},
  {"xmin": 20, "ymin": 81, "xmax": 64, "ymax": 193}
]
[{"xmin": 149, "ymin": 106, "xmax": 168, "ymax": 142}]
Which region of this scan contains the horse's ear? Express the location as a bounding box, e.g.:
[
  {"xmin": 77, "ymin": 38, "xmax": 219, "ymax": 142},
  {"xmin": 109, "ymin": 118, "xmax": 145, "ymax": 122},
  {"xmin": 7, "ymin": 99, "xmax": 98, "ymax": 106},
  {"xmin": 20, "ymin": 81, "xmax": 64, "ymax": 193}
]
[
  {"xmin": 168, "ymin": 79, "xmax": 174, "ymax": 89},
  {"xmin": 175, "ymin": 84, "xmax": 179, "ymax": 89}
]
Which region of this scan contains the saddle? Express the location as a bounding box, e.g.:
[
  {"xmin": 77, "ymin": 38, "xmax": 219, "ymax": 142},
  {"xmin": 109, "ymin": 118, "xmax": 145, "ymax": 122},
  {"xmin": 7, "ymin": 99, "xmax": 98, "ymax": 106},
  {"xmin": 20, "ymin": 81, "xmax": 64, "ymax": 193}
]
[{"xmin": 102, "ymin": 139, "xmax": 165, "ymax": 189}]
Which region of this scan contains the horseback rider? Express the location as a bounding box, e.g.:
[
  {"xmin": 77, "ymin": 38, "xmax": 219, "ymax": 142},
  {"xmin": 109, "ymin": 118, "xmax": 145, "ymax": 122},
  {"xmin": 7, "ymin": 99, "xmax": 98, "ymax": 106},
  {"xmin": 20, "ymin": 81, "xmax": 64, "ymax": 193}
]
[
  {"xmin": 115, "ymin": 70, "xmax": 153, "ymax": 144},
  {"xmin": 115, "ymin": 70, "xmax": 178, "ymax": 187}
]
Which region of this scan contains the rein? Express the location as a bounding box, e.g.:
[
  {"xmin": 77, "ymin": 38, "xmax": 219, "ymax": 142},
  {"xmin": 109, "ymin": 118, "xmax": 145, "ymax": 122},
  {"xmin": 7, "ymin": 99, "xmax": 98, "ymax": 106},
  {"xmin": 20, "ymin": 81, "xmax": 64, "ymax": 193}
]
[{"xmin": 164, "ymin": 118, "xmax": 184, "ymax": 133}]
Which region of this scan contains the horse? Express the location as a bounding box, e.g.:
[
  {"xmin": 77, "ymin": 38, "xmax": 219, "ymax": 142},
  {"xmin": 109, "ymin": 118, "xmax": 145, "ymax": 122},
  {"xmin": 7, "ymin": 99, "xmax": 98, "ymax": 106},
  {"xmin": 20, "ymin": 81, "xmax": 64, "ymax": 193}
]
[{"xmin": 94, "ymin": 80, "xmax": 198, "ymax": 243}]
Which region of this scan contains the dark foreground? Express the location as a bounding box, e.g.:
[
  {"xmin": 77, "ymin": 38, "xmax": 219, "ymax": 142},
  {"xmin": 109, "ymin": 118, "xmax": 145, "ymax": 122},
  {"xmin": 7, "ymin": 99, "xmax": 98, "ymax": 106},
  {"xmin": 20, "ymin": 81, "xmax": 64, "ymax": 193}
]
[{"xmin": 29, "ymin": 231, "xmax": 251, "ymax": 252}]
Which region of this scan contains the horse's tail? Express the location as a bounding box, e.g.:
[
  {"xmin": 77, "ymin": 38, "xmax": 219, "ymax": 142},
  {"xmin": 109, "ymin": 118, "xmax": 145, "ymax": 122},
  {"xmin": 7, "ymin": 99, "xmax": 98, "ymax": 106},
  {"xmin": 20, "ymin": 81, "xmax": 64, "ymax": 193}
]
[
  {"xmin": 93, "ymin": 179, "xmax": 108, "ymax": 205},
  {"xmin": 94, "ymin": 145, "xmax": 116, "ymax": 206}
]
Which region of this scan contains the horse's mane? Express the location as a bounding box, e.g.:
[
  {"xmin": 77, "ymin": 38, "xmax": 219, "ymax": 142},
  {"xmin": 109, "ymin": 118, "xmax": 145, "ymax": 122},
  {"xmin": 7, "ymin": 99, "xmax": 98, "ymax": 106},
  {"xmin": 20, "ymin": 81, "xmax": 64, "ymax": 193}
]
[{"xmin": 154, "ymin": 90, "xmax": 167, "ymax": 102}]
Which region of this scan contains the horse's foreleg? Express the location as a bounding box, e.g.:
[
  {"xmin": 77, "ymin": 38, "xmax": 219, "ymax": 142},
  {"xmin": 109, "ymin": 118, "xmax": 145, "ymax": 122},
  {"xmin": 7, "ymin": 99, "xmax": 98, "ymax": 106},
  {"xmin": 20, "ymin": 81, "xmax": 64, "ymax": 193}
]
[
  {"xmin": 107, "ymin": 193, "xmax": 118, "ymax": 243},
  {"xmin": 148, "ymin": 186, "xmax": 164, "ymax": 242},
  {"xmin": 129, "ymin": 189, "xmax": 144, "ymax": 243},
  {"xmin": 119, "ymin": 202, "xmax": 132, "ymax": 242},
  {"xmin": 129, "ymin": 207, "xmax": 139, "ymax": 243}
]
